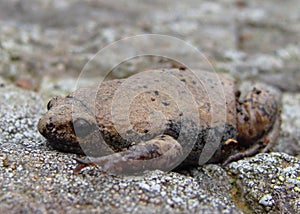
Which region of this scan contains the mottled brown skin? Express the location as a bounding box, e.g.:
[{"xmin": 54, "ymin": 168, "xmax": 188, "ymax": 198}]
[{"xmin": 38, "ymin": 69, "xmax": 281, "ymax": 174}]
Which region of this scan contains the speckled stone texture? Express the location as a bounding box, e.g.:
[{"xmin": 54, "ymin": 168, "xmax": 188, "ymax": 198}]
[{"xmin": 227, "ymin": 153, "xmax": 300, "ymax": 213}]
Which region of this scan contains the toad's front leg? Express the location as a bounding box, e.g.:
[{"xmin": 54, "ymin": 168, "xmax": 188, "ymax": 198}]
[{"xmin": 74, "ymin": 134, "xmax": 183, "ymax": 175}]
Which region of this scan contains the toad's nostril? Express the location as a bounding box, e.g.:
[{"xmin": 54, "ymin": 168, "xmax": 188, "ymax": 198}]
[{"xmin": 46, "ymin": 122, "xmax": 55, "ymax": 131}]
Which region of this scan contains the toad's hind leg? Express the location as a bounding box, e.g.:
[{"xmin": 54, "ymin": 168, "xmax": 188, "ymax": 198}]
[
  {"xmin": 222, "ymin": 114, "xmax": 281, "ymax": 167},
  {"xmin": 74, "ymin": 134, "xmax": 183, "ymax": 175}
]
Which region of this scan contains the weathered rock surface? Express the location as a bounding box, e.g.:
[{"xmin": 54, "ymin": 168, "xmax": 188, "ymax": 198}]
[{"xmin": 227, "ymin": 153, "xmax": 300, "ymax": 213}]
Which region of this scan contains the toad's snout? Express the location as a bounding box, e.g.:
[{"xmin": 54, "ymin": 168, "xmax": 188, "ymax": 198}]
[
  {"xmin": 38, "ymin": 111, "xmax": 73, "ymax": 141},
  {"xmin": 37, "ymin": 114, "xmax": 58, "ymax": 140}
]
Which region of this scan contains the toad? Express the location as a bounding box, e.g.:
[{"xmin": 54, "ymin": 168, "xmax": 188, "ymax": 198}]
[{"xmin": 38, "ymin": 69, "xmax": 281, "ymax": 174}]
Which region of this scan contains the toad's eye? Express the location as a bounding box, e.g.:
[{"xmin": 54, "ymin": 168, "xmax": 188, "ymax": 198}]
[
  {"xmin": 47, "ymin": 100, "xmax": 53, "ymax": 110},
  {"xmin": 73, "ymin": 119, "xmax": 94, "ymax": 137},
  {"xmin": 47, "ymin": 96, "xmax": 64, "ymax": 110}
]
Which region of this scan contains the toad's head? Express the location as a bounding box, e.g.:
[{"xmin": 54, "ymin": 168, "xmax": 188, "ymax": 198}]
[{"xmin": 37, "ymin": 88, "xmax": 104, "ymax": 155}]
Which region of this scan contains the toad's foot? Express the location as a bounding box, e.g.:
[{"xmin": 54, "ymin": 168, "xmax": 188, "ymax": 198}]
[
  {"xmin": 222, "ymin": 112, "xmax": 281, "ymax": 167},
  {"xmin": 221, "ymin": 143, "xmax": 264, "ymax": 167},
  {"xmin": 74, "ymin": 134, "xmax": 183, "ymax": 175}
]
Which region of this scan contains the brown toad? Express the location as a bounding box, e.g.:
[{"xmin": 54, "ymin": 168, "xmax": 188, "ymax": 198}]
[{"xmin": 37, "ymin": 69, "xmax": 281, "ymax": 174}]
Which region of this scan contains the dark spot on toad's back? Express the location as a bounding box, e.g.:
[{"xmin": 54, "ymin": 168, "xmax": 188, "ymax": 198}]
[{"xmin": 162, "ymin": 101, "xmax": 170, "ymax": 106}]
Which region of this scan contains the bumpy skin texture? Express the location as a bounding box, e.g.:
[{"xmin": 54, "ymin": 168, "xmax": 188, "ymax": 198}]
[{"xmin": 38, "ymin": 69, "xmax": 281, "ymax": 174}]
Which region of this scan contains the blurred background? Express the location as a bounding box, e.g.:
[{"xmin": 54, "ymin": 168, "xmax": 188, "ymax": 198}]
[{"xmin": 0, "ymin": 0, "xmax": 299, "ymax": 98}]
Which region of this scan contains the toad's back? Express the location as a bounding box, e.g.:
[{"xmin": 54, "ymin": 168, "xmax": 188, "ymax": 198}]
[{"xmin": 88, "ymin": 69, "xmax": 237, "ymax": 164}]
